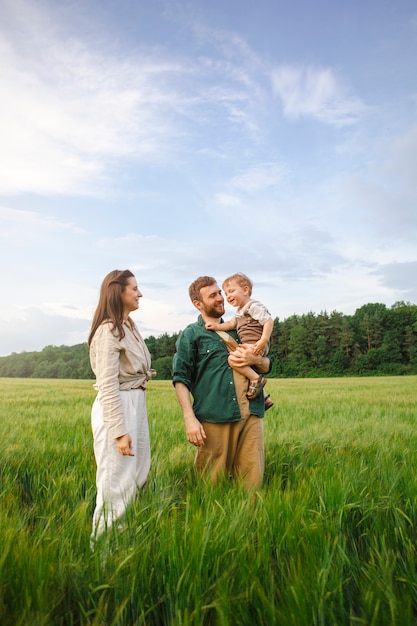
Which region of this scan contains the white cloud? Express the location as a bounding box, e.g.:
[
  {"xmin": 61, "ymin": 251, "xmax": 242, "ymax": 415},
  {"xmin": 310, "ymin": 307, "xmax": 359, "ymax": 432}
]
[
  {"xmin": 0, "ymin": 306, "xmax": 91, "ymax": 355},
  {"xmin": 271, "ymin": 64, "xmax": 364, "ymax": 126},
  {"xmin": 375, "ymin": 261, "xmax": 417, "ymax": 301},
  {"xmin": 0, "ymin": 2, "xmax": 272, "ymax": 197},
  {"xmin": 381, "ymin": 122, "xmax": 417, "ymax": 188},
  {"xmin": 0, "ymin": 206, "xmax": 84, "ymax": 241},
  {"xmin": 214, "ymin": 193, "xmax": 242, "ymax": 207},
  {"xmin": 0, "ymin": 3, "xmax": 190, "ymax": 196},
  {"xmin": 231, "ymin": 162, "xmax": 288, "ymax": 193}
]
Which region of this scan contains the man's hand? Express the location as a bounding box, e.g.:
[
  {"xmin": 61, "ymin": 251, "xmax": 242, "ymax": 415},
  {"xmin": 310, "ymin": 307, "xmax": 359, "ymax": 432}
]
[
  {"xmin": 175, "ymin": 381, "xmax": 207, "ymax": 447},
  {"xmin": 185, "ymin": 415, "xmax": 206, "ymax": 447},
  {"xmin": 228, "ymin": 344, "xmax": 270, "ymax": 373}
]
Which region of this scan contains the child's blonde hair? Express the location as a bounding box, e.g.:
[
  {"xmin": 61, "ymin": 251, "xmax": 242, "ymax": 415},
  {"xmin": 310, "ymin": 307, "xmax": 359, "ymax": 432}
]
[{"xmin": 222, "ymin": 272, "xmax": 253, "ymax": 296}]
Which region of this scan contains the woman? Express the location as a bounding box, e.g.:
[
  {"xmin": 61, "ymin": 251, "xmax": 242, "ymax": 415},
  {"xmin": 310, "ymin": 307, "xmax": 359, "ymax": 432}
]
[{"xmin": 88, "ymin": 269, "xmax": 154, "ymax": 543}]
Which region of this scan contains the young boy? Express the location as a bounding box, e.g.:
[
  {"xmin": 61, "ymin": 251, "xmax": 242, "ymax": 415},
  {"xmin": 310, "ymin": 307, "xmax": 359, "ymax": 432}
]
[{"xmin": 206, "ymin": 272, "xmax": 274, "ymax": 410}]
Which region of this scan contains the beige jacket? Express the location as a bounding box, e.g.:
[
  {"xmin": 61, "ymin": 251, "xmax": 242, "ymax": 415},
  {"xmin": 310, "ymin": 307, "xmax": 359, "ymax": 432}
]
[{"xmin": 90, "ymin": 320, "xmax": 154, "ymax": 439}]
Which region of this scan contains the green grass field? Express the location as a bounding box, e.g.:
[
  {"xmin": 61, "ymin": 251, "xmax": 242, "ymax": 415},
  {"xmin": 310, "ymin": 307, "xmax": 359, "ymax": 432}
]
[{"xmin": 1, "ymin": 376, "xmax": 417, "ymax": 625}]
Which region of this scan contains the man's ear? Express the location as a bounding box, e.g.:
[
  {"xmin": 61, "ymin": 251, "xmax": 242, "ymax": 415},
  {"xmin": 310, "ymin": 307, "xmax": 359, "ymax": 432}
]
[{"xmin": 192, "ymin": 299, "xmax": 203, "ymax": 312}]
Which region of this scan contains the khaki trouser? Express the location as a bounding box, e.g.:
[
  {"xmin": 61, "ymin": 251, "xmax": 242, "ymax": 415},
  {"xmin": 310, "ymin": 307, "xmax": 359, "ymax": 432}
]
[
  {"xmin": 194, "ymin": 415, "xmax": 264, "ymax": 489},
  {"xmin": 194, "ymin": 370, "xmax": 264, "ymax": 489}
]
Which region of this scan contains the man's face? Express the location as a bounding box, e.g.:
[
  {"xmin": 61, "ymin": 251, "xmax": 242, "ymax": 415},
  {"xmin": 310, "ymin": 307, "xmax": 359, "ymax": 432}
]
[{"xmin": 196, "ymin": 283, "xmax": 225, "ymax": 318}]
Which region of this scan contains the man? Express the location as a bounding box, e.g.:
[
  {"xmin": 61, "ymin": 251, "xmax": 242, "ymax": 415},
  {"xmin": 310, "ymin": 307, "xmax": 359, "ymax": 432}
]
[{"xmin": 172, "ymin": 276, "xmax": 271, "ymax": 489}]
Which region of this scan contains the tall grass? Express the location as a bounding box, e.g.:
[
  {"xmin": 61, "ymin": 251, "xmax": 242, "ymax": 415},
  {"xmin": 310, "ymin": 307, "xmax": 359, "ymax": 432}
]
[{"xmin": 1, "ymin": 376, "xmax": 417, "ymax": 625}]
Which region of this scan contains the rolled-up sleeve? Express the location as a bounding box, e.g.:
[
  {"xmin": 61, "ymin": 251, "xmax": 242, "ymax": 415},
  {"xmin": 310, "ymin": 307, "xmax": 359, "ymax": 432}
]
[{"xmin": 172, "ymin": 329, "xmax": 194, "ymax": 390}]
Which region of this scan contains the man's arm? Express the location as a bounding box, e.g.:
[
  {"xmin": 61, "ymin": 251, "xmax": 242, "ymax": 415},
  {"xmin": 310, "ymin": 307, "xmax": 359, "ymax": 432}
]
[
  {"xmin": 228, "ymin": 344, "xmax": 271, "ymax": 374},
  {"xmin": 174, "ymin": 382, "xmax": 206, "ymax": 447}
]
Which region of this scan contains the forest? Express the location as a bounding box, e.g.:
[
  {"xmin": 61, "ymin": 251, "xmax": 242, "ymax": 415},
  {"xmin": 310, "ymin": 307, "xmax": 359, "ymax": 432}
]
[{"xmin": 0, "ymin": 301, "xmax": 416, "ymax": 379}]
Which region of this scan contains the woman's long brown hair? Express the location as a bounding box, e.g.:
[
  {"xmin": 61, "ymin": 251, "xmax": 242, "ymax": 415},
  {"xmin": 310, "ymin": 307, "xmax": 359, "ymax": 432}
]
[{"xmin": 88, "ymin": 269, "xmax": 134, "ymax": 346}]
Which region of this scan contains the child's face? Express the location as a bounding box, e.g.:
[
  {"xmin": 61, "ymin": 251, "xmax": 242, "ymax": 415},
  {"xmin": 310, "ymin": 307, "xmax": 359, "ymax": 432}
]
[{"xmin": 223, "ymin": 281, "xmax": 250, "ymax": 308}]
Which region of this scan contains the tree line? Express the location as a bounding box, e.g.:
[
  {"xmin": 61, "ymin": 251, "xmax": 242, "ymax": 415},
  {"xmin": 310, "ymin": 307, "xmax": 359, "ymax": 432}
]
[
  {"xmin": 269, "ymin": 301, "xmax": 417, "ymax": 377},
  {"xmin": 0, "ymin": 301, "xmax": 416, "ymax": 380}
]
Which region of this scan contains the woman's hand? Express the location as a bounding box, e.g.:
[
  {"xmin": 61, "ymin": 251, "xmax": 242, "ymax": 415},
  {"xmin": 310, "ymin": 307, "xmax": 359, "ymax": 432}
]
[{"xmin": 116, "ymin": 433, "xmax": 134, "ymax": 456}]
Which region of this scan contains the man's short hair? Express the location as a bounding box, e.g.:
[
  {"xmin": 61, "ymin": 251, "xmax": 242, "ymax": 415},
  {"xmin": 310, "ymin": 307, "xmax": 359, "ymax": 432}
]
[{"xmin": 188, "ymin": 276, "xmax": 217, "ymax": 302}]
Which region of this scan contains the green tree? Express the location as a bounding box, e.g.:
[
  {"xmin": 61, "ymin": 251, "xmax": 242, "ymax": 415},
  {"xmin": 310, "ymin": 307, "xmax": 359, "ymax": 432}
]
[
  {"xmin": 288, "ymin": 324, "xmax": 309, "ymax": 375},
  {"xmin": 330, "ymin": 350, "xmax": 349, "ymax": 375},
  {"xmin": 145, "ymin": 335, "xmax": 158, "ymax": 359},
  {"xmin": 405, "ymin": 324, "xmax": 417, "ymax": 368},
  {"xmin": 352, "ymin": 303, "xmax": 387, "ymax": 353},
  {"xmin": 153, "ymin": 356, "xmax": 173, "ymax": 380},
  {"xmin": 314, "ymin": 335, "xmax": 329, "ymax": 368}
]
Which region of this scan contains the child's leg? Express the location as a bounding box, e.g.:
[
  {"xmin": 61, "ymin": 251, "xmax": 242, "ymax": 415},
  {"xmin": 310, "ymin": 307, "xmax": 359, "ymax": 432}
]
[
  {"xmin": 227, "ymin": 355, "xmax": 266, "ymax": 400},
  {"xmin": 227, "ymin": 356, "xmax": 259, "ymax": 382},
  {"xmin": 217, "ymin": 334, "xmax": 267, "ymax": 400}
]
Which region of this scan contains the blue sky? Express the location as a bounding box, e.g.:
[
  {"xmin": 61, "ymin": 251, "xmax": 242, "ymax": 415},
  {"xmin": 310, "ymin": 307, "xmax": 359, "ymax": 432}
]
[{"xmin": 1, "ymin": 0, "xmax": 416, "ymax": 356}]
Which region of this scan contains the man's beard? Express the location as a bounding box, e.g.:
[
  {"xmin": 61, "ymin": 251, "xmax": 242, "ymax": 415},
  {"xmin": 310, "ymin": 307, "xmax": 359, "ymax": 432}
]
[{"xmin": 203, "ymin": 303, "xmax": 225, "ymax": 318}]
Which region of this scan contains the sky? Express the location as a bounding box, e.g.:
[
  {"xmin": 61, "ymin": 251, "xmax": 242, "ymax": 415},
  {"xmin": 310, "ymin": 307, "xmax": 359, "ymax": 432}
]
[{"xmin": 1, "ymin": 0, "xmax": 416, "ymax": 356}]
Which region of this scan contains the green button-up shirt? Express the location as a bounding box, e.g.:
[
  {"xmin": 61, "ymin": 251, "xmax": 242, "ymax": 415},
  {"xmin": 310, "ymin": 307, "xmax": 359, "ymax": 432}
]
[{"xmin": 172, "ymin": 315, "xmax": 266, "ymax": 423}]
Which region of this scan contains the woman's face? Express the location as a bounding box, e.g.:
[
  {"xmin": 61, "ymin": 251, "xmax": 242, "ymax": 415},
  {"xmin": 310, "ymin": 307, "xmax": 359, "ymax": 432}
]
[{"xmin": 122, "ymin": 276, "xmax": 142, "ymax": 317}]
